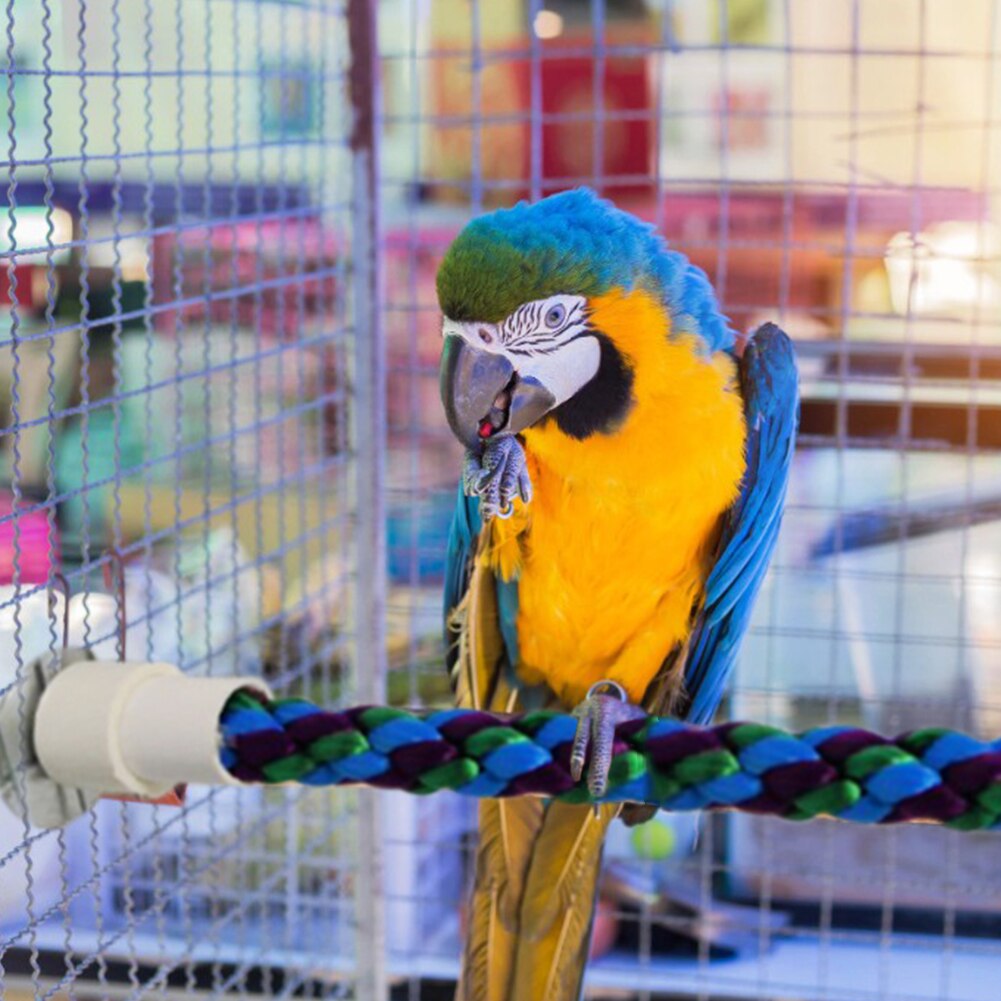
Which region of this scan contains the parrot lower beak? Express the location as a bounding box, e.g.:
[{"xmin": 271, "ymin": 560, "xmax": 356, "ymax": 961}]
[{"xmin": 440, "ymin": 335, "xmax": 556, "ymax": 450}]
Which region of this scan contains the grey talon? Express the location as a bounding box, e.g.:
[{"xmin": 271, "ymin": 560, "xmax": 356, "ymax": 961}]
[
  {"xmin": 462, "ymin": 453, "xmax": 486, "ymax": 497},
  {"xmin": 587, "ymin": 679, "xmax": 629, "ymax": 702},
  {"xmin": 569, "ymin": 679, "xmax": 648, "ymax": 800},
  {"xmin": 570, "ymin": 703, "xmax": 590, "ymax": 782},
  {"xmin": 464, "ymin": 435, "xmax": 533, "ymax": 520}
]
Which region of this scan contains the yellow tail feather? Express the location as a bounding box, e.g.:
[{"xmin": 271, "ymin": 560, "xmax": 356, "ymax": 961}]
[
  {"xmin": 457, "ymin": 797, "xmax": 545, "ymax": 1001},
  {"xmin": 457, "ymin": 799, "xmax": 618, "ymax": 1001},
  {"xmin": 509, "ymin": 801, "xmax": 618, "ymax": 1000},
  {"xmin": 453, "ymin": 556, "xmax": 619, "ymax": 1000}
]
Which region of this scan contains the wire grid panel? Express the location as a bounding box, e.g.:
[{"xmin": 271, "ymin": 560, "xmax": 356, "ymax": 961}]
[
  {"xmin": 0, "ymin": 0, "xmax": 368, "ymax": 997},
  {"xmin": 379, "ymin": 0, "xmax": 1001, "ymax": 999}
]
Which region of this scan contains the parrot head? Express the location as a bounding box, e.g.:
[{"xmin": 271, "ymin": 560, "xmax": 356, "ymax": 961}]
[{"xmin": 436, "ymin": 187, "xmax": 733, "ymax": 449}]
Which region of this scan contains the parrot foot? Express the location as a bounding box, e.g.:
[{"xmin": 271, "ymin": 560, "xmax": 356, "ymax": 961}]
[
  {"xmin": 462, "ymin": 435, "xmax": 532, "ymax": 520},
  {"xmin": 570, "ymin": 680, "xmax": 647, "ymax": 799}
]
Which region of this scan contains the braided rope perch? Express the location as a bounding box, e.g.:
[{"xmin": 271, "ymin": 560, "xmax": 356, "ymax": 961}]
[{"xmin": 220, "ymin": 690, "xmax": 1001, "ymax": 829}]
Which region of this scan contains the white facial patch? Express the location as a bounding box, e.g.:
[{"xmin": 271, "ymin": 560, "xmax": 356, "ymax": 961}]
[
  {"xmin": 441, "ymin": 294, "xmax": 600, "ymax": 407},
  {"xmin": 518, "ymin": 335, "xmax": 600, "ymax": 408}
]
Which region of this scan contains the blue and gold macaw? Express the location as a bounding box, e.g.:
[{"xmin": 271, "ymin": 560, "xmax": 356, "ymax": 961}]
[{"xmin": 438, "ymin": 188, "xmax": 798, "ymax": 1001}]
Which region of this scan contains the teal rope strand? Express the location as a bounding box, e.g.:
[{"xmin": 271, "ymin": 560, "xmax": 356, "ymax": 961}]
[{"xmin": 219, "ymin": 690, "xmax": 1001, "ymax": 829}]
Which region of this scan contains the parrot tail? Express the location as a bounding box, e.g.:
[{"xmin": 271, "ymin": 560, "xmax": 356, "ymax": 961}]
[
  {"xmin": 451, "ymin": 555, "xmax": 618, "ymax": 998},
  {"xmin": 457, "ymin": 796, "xmax": 618, "ymax": 1001}
]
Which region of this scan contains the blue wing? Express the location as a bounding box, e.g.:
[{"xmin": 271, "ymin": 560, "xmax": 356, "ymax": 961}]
[
  {"xmin": 681, "ymin": 323, "xmax": 799, "ymax": 724},
  {"xmin": 443, "ymin": 483, "xmax": 481, "ymax": 673},
  {"xmin": 443, "ymin": 483, "xmax": 521, "ymax": 675}
]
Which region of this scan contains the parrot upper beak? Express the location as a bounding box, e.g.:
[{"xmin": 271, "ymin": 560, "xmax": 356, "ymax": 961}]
[{"xmin": 440, "ymin": 334, "xmax": 556, "ymax": 450}]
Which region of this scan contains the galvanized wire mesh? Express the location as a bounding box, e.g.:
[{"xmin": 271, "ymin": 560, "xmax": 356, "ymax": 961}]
[
  {"xmin": 0, "ymin": 0, "xmax": 362, "ymax": 996},
  {"xmin": 378, "ymin": 1, "xmax": 1001, "ymax": 999},
  {"xmin": 0, "ymin": 1, "xmax": 999, "ymax": 1000}
]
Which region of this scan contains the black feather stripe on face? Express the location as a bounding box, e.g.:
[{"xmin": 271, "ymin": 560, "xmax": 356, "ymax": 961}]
[{"xmin": 546, "ymin": 333, "xmax": 634, "ymax": 440}]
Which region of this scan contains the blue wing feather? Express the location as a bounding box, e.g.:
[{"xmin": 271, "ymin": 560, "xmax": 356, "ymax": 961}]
[
  {"xmin": 443, "ymin": 483, "xmax": 521, "ymax": 672},
  {"xmin": 682, "ymin": 323, "xmax": 799, "ymax": 724},
  {"xmin": 443, "ymin": 483, "xmax": 481, "ymax": 671},
  {"xmin": 496, "ymin": 576, "xmax": 521, "ymax": 667}
]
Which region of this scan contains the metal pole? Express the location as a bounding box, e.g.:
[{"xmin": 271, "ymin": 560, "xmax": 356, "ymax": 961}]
[{"xmin": 347, "ymin": 0, "xmax": 387, "ymax": 997}]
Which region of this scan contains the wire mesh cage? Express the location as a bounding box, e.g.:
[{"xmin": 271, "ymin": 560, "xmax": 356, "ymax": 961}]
[
  {"xmin": 0, "ymin": 0, "xmax": 999, "ymax": 999},
  {"xmin": 0, "ymin": 0, "xmax": 370, "ymax": 996}
]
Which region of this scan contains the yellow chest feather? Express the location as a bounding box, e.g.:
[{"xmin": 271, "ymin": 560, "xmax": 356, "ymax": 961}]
[{"xmin": 481, "ymin": 290, "xmax": 746, "ymax": 707}]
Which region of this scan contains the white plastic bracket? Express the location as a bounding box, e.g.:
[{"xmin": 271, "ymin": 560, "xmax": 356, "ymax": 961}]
[
  {"xmin": 0, "ymin": 647, "xmax": 271, "ymax": 829},
  {"xmin": 0, "ymin": 647, "xmax": 97, "ymax": 829}
]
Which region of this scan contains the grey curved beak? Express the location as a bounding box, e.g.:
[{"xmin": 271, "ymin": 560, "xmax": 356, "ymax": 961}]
[{"xmin": 440, "ymin": 335, "xmax": 555, "ymax": 450}]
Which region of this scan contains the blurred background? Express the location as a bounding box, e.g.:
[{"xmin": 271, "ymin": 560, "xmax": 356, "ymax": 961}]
[{"xmin": 0, "ymin": 0, "xmax": 999, "ymax": 999}]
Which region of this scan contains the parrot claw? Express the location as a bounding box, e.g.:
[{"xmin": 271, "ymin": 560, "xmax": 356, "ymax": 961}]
[
  {"xmin": 461, "ymin": 452, "xmax": 485, "ymax": 496},
  {"xmin": 570, "ymin": 680, "xmax": 647, "ymax": 799},
  {"xmin": 462, "ymin": 435, "xmax": 532, "ymax": 520}
]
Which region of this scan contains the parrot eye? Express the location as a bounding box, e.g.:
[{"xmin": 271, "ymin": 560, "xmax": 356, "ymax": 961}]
[{"xmin": 544, "ymin": 303, "xmax": 566, "ymax": 329}]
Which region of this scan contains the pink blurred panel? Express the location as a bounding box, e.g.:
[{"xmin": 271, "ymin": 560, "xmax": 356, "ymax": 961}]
[{"xmin": 0, "ymin": 492, "xmax": 58, "ymax": 585}]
